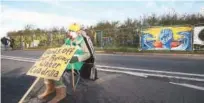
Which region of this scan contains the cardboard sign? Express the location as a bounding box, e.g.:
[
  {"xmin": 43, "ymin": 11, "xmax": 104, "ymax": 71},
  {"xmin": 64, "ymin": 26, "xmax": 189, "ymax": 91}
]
[{"xmin": 26, "ymin": 46, "xmax": 77, "ymax": 81}]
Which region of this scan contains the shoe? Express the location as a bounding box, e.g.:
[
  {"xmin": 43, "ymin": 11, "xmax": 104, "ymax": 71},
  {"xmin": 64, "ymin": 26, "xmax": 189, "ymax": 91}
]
[
  {"xmin": 38, "ymin": 82, "xmax": 55, "ymax": 99},
  {"xmin": 47, "ymin": 87, "xmax": 66, "ymax": 103}
]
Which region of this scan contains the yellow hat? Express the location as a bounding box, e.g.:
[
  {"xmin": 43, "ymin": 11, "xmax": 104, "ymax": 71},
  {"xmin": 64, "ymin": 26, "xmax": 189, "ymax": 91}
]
[{"xmin": 68, "ymin": 23, "xmax": 80, "ymax": 32}]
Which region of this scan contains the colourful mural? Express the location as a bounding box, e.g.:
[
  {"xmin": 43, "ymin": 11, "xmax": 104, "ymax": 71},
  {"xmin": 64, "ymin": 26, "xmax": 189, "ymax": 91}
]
[{"xmin": 141, "ymin": 26, "xmax": 192, "ymax": 51}]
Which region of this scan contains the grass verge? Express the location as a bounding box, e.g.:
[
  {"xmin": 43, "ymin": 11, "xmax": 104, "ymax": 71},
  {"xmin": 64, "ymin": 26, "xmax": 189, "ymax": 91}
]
[{"xmin": 25, "ymin": 46, "xmax": 204, "ymax": 54}]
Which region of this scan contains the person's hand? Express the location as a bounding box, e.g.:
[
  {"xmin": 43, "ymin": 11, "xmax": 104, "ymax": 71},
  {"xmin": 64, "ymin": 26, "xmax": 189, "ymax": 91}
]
[{"xmin": 69, "ymin": 56, "xmax": 79, "ymax": 63}]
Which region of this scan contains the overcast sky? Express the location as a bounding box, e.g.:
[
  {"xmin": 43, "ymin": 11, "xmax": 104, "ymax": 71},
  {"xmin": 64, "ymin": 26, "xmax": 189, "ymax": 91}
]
[{"xmin": 1, "ymin": 0, "xmax": 204, "ymax": 38}]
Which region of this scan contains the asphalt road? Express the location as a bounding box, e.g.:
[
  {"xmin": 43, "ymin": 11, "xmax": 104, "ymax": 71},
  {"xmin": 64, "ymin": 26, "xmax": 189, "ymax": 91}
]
[
  {"xmin": 2, "ymin": 50, "xmax": 204, "ymax": 74},
  {"xmin": 2, "ymin": 59, "xmax": 204, "ymax": 103},
  {"xmin": 1, "ymin": 50, "xmax": 204, "ymax": 103}
]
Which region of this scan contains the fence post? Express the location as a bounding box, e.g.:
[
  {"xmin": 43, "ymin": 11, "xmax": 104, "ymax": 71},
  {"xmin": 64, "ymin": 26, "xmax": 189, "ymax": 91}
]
[
  {"xmin": 139, "ymin": 26, "xmax": 142, "ymax": 51},
  {"xmin": 100, "ymin": 31, "xmax": 103, "ymax": 49},
  {"xmin": 20, "ymin": 34, "xmax": 24, "ymax": 50}
]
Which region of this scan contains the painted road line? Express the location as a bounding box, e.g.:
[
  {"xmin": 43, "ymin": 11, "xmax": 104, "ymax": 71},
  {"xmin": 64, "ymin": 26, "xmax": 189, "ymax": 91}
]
[
  {"xmin": 98, "ymin": 68, "xmax": 147, "ymax": 78},
  {"xmin": 1, "ymin": 55, "xmax": 204, "ymax": 82},
  {"xmin": 146, "ymin": 73, "xmax": 204, "ymax": 82},
  {"xmin": 98, "ymin": 68, "xmax": 204, "ymax": 82},
  {"xmin": 1, "ymin": 56, "xmax": 36, "ymax": 63},
  {"xmin": 1, "ymin": 55, "xmax": 38, "ymax": 61},
  {"xmin": 2, "ymin": 55, "xmax": 204, "ymax": 78},
  {"xmin": 170, "ymin": 82, "xmax": 204, "ymax": 91},
  {"xmin": 1, "ymin": 56, "xmax": 147, "ymax": 78},
  {"xmin": 96, "ymin": 65, "xmax": 204, "ymax": 77}
]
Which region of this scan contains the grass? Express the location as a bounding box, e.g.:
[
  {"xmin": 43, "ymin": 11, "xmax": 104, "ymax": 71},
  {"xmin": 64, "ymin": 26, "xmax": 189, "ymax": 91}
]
[
  {"xmin": 25, "ymin": 46, "xmax": 204, "ymax": 54},
  {"xmin": 95, "ymin": 46, "xmax": 204, "ymax": 54},
  {"xmin": 95, "ymin": 46, "xmax": 139, "ymax": 52}
]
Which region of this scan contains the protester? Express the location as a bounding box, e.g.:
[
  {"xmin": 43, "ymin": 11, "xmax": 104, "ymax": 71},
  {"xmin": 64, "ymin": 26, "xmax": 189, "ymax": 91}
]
[
  {"xmin": 38, "ymin": 23, "xmax": 91, "ymax": 103},
  {"xmin": 1, "ymin": 36, "xmax": 9, "ymax": 51}
]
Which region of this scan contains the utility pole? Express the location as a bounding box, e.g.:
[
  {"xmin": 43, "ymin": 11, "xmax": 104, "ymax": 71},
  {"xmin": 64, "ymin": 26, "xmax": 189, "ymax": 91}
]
[{"xmin": 20, "ymin": 32, "xmax": 24, "ymax": 50}]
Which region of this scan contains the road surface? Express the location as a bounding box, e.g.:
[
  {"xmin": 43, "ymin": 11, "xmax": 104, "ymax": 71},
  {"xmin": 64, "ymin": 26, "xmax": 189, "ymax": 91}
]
[
  {"xmin": 1, "ymin": 50, "xmax": 204, "ymax": 103},
  {"xmin": 2, "ymin": 50, "xmax": 204, "ymax": 74}
]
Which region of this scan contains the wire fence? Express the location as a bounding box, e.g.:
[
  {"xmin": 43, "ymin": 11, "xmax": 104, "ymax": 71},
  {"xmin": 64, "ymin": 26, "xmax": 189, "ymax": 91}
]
[
  {"xmin": 94, "ymin": 27, "xmax": 141, "ymax": 48},
  {"xmin": 9, "ymin": 31, "xmax": 67, "ymax": 49},
  {"xmin": 7, "ymin": 27, "xmax": 204, "ymax": 51}
]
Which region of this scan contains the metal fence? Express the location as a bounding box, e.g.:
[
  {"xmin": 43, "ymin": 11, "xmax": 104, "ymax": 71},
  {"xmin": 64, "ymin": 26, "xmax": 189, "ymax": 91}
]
[
  {"xmin": 95, "ymin": 27, "xmax": 141, "ymax": 48},
  {"xmin": 8, "ymin": 27, "xmax": 204, "ymax": 51},
  {"xmin": 10, "ymin": 31, "xmax": 67, "ymax": 49}
]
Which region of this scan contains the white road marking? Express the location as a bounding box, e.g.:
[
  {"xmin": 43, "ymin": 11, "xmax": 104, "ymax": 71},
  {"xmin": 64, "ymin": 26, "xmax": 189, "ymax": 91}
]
[
  {"xmin": 1, "ymin": 55, "xmax": 38, "ymax": 61},
  {"xmin": 1, "ymin": 56, "xmax": 36, "ymax": 63},
  {"xmin": 1, "ymin": 55, "xmax": 204, "ymax": 82},
  {"xmin": 97, "ymin": 65, "xmax": 204, "ymax": 77},
  {"xmin": 2, "ymin": 55, "xmax": 204, "ymax": 78},
  {"xmin": 98, "ymin": 68, "xmax": 147, "ymax": 78},
  {"xmin": 146, "ymin": 73, "xmax": 204, "ymax": 82},
  {"xmin": 98, "ymin": 68, "xmax": 204, "ymax": 82},
  {"xmin": 170, "ymin": 82, "xmax": 204, "ymax": 91}
]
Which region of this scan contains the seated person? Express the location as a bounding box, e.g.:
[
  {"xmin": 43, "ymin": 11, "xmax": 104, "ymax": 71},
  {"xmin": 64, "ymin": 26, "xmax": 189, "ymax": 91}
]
[{"xmin": 38, "ymin": 23, "xmax": 91, "ymax": 103}]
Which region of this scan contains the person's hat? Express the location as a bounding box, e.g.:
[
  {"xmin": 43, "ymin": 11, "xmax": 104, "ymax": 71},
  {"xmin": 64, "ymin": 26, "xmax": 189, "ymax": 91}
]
[{"xmin": 68, "ymin": 23, "xmax": 80, "ymax": 32}]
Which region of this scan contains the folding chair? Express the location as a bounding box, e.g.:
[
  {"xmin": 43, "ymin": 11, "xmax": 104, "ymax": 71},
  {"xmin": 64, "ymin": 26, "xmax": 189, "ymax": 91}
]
[{"xmin": 62, "ymin": 33, "xmax": 98, "ymax": 94}]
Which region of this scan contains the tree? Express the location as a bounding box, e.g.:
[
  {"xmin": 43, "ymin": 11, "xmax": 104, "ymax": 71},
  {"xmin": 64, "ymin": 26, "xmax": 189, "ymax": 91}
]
[{"xmin": 5, "ymin": 10, "xmax": 204, "ymax": 49}]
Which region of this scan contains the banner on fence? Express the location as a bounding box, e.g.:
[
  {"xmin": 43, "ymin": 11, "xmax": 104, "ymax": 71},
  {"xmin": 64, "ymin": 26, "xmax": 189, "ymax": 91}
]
[
  {"xmin": 26, "ymin": 46, "xmax": 77, "ymax": 81},
  {"xmin": 141, "ymin": 26, "xmax": 192, "ymax": 51},
  {"xmin": 193, "ymin": 26, "xmax": 204, "ymax": 45}
]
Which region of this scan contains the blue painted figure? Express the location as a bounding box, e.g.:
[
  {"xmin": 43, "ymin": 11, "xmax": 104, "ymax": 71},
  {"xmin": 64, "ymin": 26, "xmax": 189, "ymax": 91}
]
[{"xmin": 159, "ymin": 29, "xmax": 173, "ymax": 49}]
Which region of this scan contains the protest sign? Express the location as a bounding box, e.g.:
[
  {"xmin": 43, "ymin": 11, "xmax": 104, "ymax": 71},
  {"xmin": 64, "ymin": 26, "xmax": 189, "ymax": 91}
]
[{"xmin": 26, "ymin": 46, "xmax": 77, "ymax": 81}]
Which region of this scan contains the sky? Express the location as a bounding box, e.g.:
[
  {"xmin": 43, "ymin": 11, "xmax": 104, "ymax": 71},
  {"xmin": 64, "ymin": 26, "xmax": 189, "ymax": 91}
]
[{"xmin": 0, "ymin": 0, "xmax": 204, "ymax": 38}]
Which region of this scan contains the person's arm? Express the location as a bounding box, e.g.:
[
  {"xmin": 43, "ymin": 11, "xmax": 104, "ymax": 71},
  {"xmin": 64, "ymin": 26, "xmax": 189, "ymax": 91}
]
[{"xmin": 69, "ymin": 41, "xmax": 90, "ymax": 63}]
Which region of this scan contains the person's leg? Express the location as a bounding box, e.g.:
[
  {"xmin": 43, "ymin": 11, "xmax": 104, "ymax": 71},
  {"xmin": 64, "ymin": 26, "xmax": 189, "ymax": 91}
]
[
  {"xmin": 38, "ymin": 79, "xmax": 55, "ymax": 99},
  {"xmin": 48, "ymin": 78, "xmax": 67, "ymax": 103},
  {"xmin": 4, "ymin": 44, "xmax": 7, "ymax": 51}
]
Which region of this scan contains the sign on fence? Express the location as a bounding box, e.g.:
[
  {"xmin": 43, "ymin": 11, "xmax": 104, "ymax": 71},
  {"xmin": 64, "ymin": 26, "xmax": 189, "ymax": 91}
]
[
  {"xmin": 26, "ymin": 46, "xmax": 77, "ymax": 81},
  {"xmin": 193, "ymin": 26, "xmax": 204, "ymax": 45}
]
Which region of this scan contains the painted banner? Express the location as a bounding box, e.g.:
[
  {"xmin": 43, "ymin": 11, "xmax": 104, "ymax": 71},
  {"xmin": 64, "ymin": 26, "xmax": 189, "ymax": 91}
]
[
  {"xmin": 193, "ymin": 26, "xmax": 204, "ymax": 45},
  {"xmin": 141, "ymin": 26, "xmax": 192, "ymax": 51},
  {"xmin": 26, "ymin": 46, "xmax": 77, "ymax": 81}
]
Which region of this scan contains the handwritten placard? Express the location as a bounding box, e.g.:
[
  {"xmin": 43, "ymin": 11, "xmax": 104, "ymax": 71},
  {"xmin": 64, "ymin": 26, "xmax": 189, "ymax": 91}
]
[{"xmin": 26, "ymin": 46, "xmax": 77, "ymax": 81}]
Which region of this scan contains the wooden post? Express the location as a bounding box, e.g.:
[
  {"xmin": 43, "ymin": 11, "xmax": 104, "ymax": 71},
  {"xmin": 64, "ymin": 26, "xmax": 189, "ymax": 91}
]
[
  {"xmin": 69, "ymin": 40, "xmax": 77, "ymax": 92},
  {"xmin": 71, "ymin": 64, "xmax": 75, "ymax": 92},
  {"xmin": 18, "ymin": 77, "xmax": 41, "ymax": 103}
]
